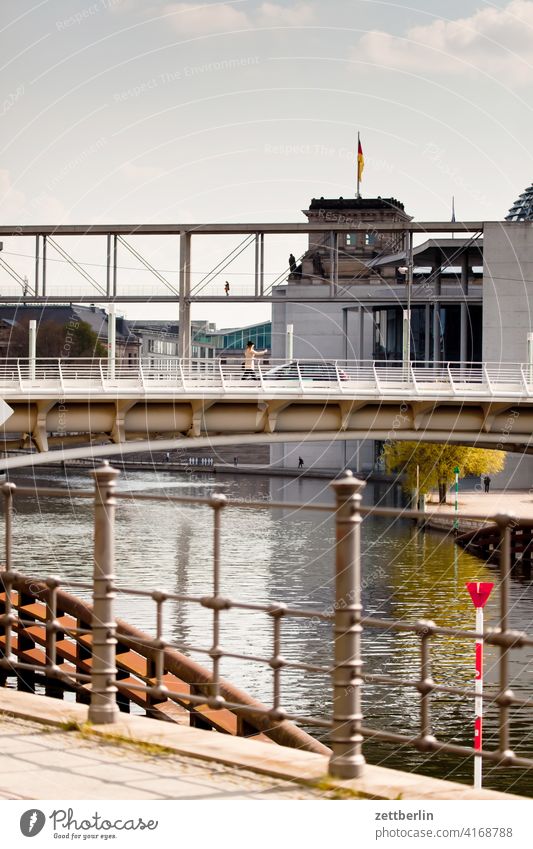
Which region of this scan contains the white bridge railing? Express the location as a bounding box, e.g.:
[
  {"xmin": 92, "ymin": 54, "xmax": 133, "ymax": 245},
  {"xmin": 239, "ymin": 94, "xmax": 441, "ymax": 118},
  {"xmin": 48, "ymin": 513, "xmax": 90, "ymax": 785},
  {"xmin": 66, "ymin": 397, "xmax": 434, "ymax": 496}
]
[{"xmin": 0, "ymin": 357, "xmax": 531, "ymax": 397}]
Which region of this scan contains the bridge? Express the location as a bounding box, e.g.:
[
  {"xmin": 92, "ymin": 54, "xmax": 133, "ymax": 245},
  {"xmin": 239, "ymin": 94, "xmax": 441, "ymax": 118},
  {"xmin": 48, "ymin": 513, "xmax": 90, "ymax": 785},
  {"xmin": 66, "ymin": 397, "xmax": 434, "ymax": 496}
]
[
  {"xmin": 0, "ymin": 356, "xmax": 532, "ymax": 454},
  {"xmin": 0, "ymin": 219, "xmax": 483, "ymax": 358}
]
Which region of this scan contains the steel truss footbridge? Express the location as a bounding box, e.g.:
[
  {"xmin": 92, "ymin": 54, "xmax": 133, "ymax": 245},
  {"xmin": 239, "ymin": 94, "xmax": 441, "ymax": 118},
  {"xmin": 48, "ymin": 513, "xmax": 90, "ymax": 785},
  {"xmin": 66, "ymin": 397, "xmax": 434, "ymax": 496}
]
[
  {"xmin": 0, "ymin": 357, "xmax": 532, "ymax": 455},
  {"xmin": 0, "ymin": 220, "xmax": 484, "ymax": 359}
]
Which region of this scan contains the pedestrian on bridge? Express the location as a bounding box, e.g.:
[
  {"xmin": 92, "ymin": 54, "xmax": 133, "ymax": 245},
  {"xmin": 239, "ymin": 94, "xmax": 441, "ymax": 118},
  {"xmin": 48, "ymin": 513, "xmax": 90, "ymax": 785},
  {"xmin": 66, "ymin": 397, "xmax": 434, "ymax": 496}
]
[
  {"xmin": 298, "ymin": 457, "xmax": 304, "ymax": 469},
  {"xmin": 224, "ymin": 281, "xmax": 230, "ymax": 296},
  {"xmin": 242, "ymin": 340, "xmax": 266, "ymax": 380},
  {"xmin": 484, "ymin": 475, "xmax": 491, "ymax": 493}
]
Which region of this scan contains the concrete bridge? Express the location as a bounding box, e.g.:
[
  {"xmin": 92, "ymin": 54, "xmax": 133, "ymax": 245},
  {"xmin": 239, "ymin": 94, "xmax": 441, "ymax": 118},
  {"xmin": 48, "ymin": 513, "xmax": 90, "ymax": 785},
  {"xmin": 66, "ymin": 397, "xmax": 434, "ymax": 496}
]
[{"xmin": 0, "ymin": 357, "xmax": 532, "ymax": 453}]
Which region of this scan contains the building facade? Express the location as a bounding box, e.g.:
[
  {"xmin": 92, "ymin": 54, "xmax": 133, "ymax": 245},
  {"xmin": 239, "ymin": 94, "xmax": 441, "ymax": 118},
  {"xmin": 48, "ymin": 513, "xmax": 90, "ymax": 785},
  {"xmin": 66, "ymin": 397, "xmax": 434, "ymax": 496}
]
[
  {"xmin": 0, "ymin": 304, "xmax": 140, "ymax": 360},
  {"xmin": 271, "ymin": 196, "xmax": 533, "ymax": 487}
]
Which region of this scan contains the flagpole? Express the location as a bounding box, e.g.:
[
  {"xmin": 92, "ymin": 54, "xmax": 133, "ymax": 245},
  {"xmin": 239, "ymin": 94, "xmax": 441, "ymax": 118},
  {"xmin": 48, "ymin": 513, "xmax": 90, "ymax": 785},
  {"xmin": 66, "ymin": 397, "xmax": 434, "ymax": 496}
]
[
  {"xmin": 451, "ymin": 195, "xmax": 455, "ymax": 240},
  {"xmin": 356, "ymin": 132, "xmax": 360, "ymax": 199}
]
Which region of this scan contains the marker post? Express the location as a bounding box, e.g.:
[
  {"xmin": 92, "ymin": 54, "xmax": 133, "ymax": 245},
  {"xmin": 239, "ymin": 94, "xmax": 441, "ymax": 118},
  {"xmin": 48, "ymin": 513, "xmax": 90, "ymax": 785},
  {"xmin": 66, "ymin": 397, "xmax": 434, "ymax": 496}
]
[
  {"xmin": 453, "ymin": 465, "xmax": 460, "ymax": 532},
  {"xmin": 465, "ymin": 581, "xmax": 494, "ymax": 789}
]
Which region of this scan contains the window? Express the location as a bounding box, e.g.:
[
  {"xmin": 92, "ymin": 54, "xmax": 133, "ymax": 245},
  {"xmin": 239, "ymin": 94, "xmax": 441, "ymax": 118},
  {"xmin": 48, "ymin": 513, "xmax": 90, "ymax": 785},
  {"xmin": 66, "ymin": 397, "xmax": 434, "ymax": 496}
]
[
  {"xmin": 346, "ymin": 233, "xmax": 357, "ymax": 246},
  {"xmin": 365, "ymin": 233, "xmax": 376, "ymax": 246}
]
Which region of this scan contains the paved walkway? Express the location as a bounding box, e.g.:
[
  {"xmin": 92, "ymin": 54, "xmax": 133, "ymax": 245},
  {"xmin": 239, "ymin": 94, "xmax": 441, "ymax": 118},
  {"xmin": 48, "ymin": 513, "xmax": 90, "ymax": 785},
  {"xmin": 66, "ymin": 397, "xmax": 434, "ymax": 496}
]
[
  {"xmin": 0, "ymin": 690, "xmax": 522, "ymax": 800},
  {"xmin": 427, "ymin": 490, "xmax": 533, "ymax": 522},
  {"xmin": 0, "ymin": 715, "xmax": 322, "ymax": 801}
]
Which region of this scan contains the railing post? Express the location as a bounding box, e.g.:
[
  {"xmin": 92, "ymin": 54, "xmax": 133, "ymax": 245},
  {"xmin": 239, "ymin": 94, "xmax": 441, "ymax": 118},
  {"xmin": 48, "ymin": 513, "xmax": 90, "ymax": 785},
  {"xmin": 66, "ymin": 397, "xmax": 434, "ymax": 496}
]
[
  {"xmin": 1, "ymin": 482, "xmax": 16, "ymax": 678},
  {"xmin": 329, "ymin": 470, "xmax": 366, "ymax": 779},
  {"xmin": 88, "ymin": 461, "xmax": 120, "ymax": 725},
  {"xmin": 495, "ymin": 514, "xmax": 515, "ymax": 762}
]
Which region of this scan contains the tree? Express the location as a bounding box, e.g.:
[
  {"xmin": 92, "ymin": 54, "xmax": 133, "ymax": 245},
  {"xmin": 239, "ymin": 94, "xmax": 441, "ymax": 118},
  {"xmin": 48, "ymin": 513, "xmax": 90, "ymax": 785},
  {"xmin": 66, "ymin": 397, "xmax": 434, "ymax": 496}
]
[
  {"xmin": 6, "ymin": 319, "xmax": 107, "ymax": 358},
  {"xmin": 383, "ymin": 441, "xmax": 505, "ymax": 503}
]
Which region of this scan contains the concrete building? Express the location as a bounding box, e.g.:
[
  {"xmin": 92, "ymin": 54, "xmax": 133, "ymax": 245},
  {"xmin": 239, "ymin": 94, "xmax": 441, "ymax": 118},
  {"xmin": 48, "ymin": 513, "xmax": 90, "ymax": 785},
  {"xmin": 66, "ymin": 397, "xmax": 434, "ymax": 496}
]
[
  {"xmin": 130, "ymin": 319, "xmax": 217, "ymax": 363},
  {"xmin": 271, "ymin": 196, "xmax": 533, "ymax": 487}
]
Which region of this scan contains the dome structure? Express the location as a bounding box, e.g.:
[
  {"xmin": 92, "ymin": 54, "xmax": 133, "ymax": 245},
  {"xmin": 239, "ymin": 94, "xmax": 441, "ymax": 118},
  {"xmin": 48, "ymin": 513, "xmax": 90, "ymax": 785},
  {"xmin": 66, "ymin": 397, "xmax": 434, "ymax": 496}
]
[{"xmin": 506, "ymin": 184, "xmax": 533, "ymax": 221}]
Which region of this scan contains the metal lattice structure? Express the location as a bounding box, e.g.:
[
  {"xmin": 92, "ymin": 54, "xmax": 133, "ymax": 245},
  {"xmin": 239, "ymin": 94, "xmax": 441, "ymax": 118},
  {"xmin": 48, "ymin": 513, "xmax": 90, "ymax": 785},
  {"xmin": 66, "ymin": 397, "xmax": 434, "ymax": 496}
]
[{"xmin": 506, "ymin": 185, "xmax": 533, "ymax": 222}]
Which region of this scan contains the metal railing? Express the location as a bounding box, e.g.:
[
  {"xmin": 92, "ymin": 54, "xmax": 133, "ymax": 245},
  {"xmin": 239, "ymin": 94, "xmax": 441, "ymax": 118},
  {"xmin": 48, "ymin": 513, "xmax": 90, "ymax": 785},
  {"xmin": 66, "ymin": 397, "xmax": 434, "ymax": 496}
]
[
  {"xmin": 1, "ymin": 465, "xmax": 533, "ymax": 782},
  {"xmin": 0, "ymin": 356, "xmax": 532, "ymax": 398}
]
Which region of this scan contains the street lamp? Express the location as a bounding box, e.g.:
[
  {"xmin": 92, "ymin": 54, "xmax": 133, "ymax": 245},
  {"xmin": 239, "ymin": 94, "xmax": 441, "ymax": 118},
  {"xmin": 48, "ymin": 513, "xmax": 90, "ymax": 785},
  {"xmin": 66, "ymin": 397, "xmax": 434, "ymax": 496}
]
[
  {"xmin": 453, "ymin": 465, "xmax": 460, "ymax": 532},
  {"xmin": 400, "ymin": 232, "xmax": 414, "ymax": 374}
]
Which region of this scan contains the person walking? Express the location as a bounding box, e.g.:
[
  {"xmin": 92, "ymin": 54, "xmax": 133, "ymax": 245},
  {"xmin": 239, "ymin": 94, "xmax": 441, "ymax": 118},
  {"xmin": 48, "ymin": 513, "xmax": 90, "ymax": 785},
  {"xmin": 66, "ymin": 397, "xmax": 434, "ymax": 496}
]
[
  {"xmin": 224, "ymin": 281, "xmax": 230, "ymax": 296},
  {"xmin": 484, "ymin": 475, "xmax": 491, "ymax": 493},
  {"xmin": 241, "ymin": 340, "xmax": 267, "ymax": 380},
  {"xmin": 298, "ymin": 457, "xmax": 304, "ymax": 469}
]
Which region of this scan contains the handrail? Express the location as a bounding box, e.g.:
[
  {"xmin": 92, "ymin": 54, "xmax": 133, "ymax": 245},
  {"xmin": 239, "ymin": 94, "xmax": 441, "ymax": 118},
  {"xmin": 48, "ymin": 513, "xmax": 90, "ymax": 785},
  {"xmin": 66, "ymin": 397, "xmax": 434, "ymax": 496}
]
[
  {"xmin": 1, "ymin": 573, "xmax": 326, "ymax": 754},
  {"xmin": 1, "ymin": 356, "xmax": 533, "ymax": 398}
]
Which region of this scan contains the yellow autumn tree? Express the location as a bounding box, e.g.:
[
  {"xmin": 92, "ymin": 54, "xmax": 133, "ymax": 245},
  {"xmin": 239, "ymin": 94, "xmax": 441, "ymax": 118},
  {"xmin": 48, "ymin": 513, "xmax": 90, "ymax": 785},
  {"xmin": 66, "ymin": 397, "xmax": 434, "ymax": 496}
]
[{"xmin": 383, "ymin": 442, "xmax": 505, "ymax": 503}]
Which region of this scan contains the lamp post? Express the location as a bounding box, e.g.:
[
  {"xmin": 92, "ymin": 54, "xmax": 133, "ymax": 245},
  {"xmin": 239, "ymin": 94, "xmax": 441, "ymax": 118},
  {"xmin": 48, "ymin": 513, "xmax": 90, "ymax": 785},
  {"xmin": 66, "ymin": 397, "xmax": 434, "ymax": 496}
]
[
  {"xmin": 108, "ymin": 302, "xmax": 116, "ymax": 380},
  {"xmin": 29, "ymin": 319, "xmax": 37, "ymax": 382},
  {"xmin": 286, "ymin": 323, "xmax": 294, "ymax": 361},
  {"xmin": 453, "ymin": 465, "xmax": 460, "ymax": 533},
  {"xmin": 527, "ymin": 332, "xmax": 533, "ymax": 385},
  {"xmin": 401, "ymin": 232, "xmax": 414, "ymax": 376}
]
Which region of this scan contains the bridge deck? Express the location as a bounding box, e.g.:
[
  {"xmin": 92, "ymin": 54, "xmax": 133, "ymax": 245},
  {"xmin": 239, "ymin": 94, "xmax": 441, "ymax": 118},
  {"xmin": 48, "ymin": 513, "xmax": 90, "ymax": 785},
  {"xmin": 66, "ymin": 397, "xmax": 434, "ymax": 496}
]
[{"xmin": 1, "ymin": 358, "xmax": 532, "ymax": 453}]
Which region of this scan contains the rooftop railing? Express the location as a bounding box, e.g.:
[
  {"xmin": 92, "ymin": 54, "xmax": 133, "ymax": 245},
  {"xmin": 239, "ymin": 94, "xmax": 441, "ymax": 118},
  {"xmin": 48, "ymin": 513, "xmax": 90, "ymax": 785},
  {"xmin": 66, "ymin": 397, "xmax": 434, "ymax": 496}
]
[{"xmin": 1, "ymin": 463, "xmax": 533, "ymax": 784}]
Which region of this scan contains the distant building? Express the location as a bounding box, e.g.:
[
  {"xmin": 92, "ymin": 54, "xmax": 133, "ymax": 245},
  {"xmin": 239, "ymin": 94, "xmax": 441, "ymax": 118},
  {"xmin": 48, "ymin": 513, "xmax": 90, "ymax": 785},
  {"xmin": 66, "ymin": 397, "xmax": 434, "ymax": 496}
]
[
  {"xmin": 506, "ymin": 184, "xmax": 533, "ymax": 221},
  {"xmin": 204, "ymin": 321, "xmax": 272, "ymax": 360},
  {"xmin": 129, "ymin": 319, "xmax": 217, "ymax": 364},
  {"xmin": 276, "ymin": 195, "xmax": 481, "ymax": 367},
  {"xmin": 0, "ymin": 304, "xmax": 139, "ymax": 359}
]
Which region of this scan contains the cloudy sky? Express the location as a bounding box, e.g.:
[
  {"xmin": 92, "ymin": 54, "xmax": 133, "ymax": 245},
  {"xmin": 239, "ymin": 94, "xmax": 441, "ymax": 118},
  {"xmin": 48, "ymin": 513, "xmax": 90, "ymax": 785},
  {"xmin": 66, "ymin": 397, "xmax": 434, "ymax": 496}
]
[{"xmin": 1, "ymin": 0, "xmax": 533, "ymax": 325}]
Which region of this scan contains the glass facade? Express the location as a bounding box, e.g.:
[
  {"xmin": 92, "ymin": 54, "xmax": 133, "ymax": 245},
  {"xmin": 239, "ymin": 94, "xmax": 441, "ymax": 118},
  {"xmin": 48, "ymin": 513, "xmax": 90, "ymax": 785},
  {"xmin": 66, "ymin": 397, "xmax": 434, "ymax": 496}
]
[
  {"xmin": 506, "ymin": 184, "xmax": 533, "ymax": 221},
  {"xmin": 372, "ymin": 305, "xmax": 482, "ymax": 362},
  {"xmin": 209, "ymin": 322, "xmax": 271, "ymax": 351}
]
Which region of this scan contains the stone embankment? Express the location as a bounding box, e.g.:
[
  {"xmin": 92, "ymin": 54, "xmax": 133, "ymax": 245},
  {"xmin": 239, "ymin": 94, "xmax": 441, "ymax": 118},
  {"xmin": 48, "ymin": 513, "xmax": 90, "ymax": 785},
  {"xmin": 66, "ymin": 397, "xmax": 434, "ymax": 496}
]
[{"xmin": 0, "ymin": 690, "xmax": 524, "ymax": 801}]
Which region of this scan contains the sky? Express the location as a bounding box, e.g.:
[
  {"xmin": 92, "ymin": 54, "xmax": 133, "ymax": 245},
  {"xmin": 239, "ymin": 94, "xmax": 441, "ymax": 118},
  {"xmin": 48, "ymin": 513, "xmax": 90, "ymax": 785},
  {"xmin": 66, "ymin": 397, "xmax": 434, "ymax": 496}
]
[{"xmin": 1, "ymin": 0, "xmax": 533, "ymax": 326}]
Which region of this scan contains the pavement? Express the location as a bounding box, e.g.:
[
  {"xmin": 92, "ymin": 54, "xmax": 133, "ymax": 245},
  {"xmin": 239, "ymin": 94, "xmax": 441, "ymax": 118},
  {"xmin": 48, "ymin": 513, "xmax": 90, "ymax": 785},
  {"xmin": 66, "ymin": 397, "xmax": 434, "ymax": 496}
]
[
  {"xmin": 0, "ymin": 714, "xmax": 322, "ymax": 801},
  {"xmin": 427, "ymin": 490, "xmax": 533, "ymax": 522},
  {"xmin": 0, "ymin": 690, "xmax": 524, "ymax": 801}
]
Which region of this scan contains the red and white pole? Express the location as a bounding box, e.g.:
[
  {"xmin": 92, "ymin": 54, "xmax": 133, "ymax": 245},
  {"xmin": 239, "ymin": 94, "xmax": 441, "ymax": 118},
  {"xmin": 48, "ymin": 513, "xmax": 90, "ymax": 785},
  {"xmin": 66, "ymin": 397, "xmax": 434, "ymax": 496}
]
[{"xmin": 466, "ymin": 581, "xmax": 494, "ymax": 789}]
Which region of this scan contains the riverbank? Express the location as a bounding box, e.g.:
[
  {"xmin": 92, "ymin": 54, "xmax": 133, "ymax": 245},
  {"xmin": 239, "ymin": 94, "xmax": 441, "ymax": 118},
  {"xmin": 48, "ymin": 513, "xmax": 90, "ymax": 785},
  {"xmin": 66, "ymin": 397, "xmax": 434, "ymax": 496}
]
[
  {"xmin": 5, "ymin": 455, "xmax": 397, "ymax": 484},
  {"xmin": 423, "ymin": 490, "xmax": 533, "ymax": 533}
]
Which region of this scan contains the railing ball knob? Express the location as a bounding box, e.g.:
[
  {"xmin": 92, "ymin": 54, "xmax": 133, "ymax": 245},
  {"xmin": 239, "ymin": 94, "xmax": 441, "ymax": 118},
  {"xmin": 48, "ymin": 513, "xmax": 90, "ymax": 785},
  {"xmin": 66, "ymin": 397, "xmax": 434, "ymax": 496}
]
[
  {"xmin": 151, "ymin": 685, "xmax": 169, "ymax": 700},
  {"xmin": 416, "ymin": 734, "xmax": 438, "ymax": 753},
  {"xmin": 268, "ymin": 707, "xmax": 287, "ymax": 722}
]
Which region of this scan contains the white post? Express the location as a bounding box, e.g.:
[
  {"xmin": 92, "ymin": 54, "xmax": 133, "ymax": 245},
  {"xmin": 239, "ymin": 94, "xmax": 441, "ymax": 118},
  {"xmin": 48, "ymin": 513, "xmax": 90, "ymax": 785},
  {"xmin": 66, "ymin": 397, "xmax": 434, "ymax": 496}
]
[
  {"xmin": 527, "ymin": 332, "xmax": 533, "ymax": 384},
  {"xmin": 29, "ymin": 319, "xmax": 36, "ymax": 381},
  {"xmin": 108, "ymin": 303, "xmax": 116, "ymax": 380},
  {"xmin": 403, "ymin": 232, "xmax": 413, "ymax": 373},
  {"xmin": 402, "ymin": 308, "xmax": 411, "ymax": 367},
  {"xmin": 286, "ymin": 323, "xmax": 294, "ymax": 361}
]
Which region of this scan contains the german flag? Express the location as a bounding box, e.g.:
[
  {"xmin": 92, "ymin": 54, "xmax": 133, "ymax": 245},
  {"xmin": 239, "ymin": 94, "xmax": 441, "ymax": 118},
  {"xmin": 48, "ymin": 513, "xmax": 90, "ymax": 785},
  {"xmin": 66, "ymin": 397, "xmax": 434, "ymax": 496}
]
[{"xmin": 357, "ymin": 137, "xmax": 364, "ymax": 183}]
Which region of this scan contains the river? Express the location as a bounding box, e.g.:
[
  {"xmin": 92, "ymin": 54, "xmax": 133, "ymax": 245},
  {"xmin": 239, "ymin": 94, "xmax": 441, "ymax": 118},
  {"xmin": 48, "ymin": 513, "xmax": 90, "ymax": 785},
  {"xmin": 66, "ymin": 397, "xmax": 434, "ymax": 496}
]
[{"xmin": 5, "ymin": 465, "xmax": 533, "ymax": 796}]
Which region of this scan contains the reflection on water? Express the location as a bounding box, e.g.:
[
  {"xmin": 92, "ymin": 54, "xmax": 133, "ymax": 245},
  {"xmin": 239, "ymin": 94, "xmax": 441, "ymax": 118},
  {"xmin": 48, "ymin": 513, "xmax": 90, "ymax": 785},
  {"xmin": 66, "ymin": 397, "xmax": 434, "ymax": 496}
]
[{"xmin": 6, "ymin": 467, "xmax": 533, "ymax": 795}]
